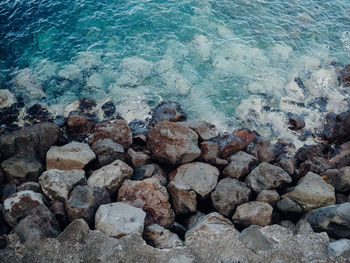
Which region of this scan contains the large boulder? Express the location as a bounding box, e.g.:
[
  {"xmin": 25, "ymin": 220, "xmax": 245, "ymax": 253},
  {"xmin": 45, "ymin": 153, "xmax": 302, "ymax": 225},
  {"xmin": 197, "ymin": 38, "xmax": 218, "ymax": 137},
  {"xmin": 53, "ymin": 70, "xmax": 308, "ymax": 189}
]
[
  {"xmin": 245, "ymin": 162, "xmax": 292, "ymax": 193},
  {"xmin": 322, "ymin": 111, "xmax": 350, "ymax": 144},
  {"xmin": 88, "ymin": 119, "xmax": 132, "ymax": 148},
  {"xmin": 283, "ymin": 172, "xmax": 335, "ymax": 211},
  {"xmin": 147, "ymin": 121, "xmax": 201, "ymax": 165},
  {"xmin": 211, "ymin": 178, "xmax": 251, "ymax": 217},
  {"xmin": 223, "ymin": 151, "xmax": 258, "ymax": 179},
  {"xmin": 232, "ymin": 201, "xmax": 273, "ymax": 227},
  {"xmin": 117, "ymin": 178, "xmax": 175, "ymax": 228},
  {"xmin": 39, "ymin": 169, "xmax": 86, "ymax": 202},
  {"xmin": 322, "ymin": 167, "xmax": 350, "ymax": 192},
  {"xmin": 87, "ymin": 160, "xmax": 133, "ymax": 195},
  {"xmin": 143, "ymin": 224, "xmax": 183, "ymax": 249},
  {"xmin": 95, "ymin": 202, "xmax": 146, "ymax": 238},
  {"xmin": 46, "ymin": 142, "xmax": 96, "ymax": 170}
]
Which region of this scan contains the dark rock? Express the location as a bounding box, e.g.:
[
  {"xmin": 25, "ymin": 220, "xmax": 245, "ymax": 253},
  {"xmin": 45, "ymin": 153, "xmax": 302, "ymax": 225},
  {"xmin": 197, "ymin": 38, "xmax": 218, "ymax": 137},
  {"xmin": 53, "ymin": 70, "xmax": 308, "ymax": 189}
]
[
  {"xmin": 322, "ymin": 167, "xmax": 350, "ymax": 192},
  {"xmin": 322, "ymin": 111, "xmax": 350, "ymax": 144},
  {"xmin": 77, "ymin": 98, "xmax": 97, "ymax": 113},
  {"xmin": 101, "ymin": 101, "xmax": 116, "ymax": 118},
  {"xmin": 329, "ymin": 150, "xmax": 350, "ymax": 168},
  {"xmin": 17, "ymin": 182, "xmax": 41, "ymax": 193},
  {"xmin": 215, "ymin": 134, "xmax": 246, "ymax": 159},
  {"xmin": 52, "ymin": 116, "xmax": 66, "ymax": 127},
  {"xmin": 247, "ymin": 136, "xmax": 275, "ymax": 163},
  {"xmin": 238, "ymin": 225, "xmax": 278, "ymax": 253},
  {"xmin": 295, "ymin": 144, "xmax": 330, "ymax": 165},
  {"xmin": 91, "ymin": 138, "xmax": 125, "ymax": 167},
  {"xmin": 276, "ymin": 157, "xmax": 295, "ymax": 175},
  {"xmin": 169, "ymin": 222, "xmax": 187, "ymax": 240},
  {"xmin": 200, "ymin": 141, "xmax": 227, "ymax": 166},
  {"xmin": 57, "ymin": 218, "xmax": 89, "ymax": 243},
  {"xmin": 339, "ymin": 64, "xmax": 350, "ymax": 86},
  {"xmin": 66, "ymin": 111, "xmax": 95, "ymax": 139},
  {"xmin": 298, "ymin": 157, "xmax": 330, "ymax": 177},
  {"xmin": 167, "ymin": 180, "xmax": 197, "ymax": 215},
  {"xmin": 129, "ymin": 120, "xmax": 149, "ymax": 136},
  {"xmin": 143, "ymin": 224, "xmax": 183, "ymax": 249},
  {"xmin": 24, "ymin": 104, "xmax": 53, "ymax": 124},
  {"xmin": 127, "ymin": 148, "xmax": 151, "ymax": 168},
  {"xmin": 1, "ymin": 183, "xmax": 16, "ymax": 202},
  {"xmin": 131, "ymin": 164, "xmax": 167, "ymax": 185},
  {"xmin": 0, "ymin": 96, "xmax": 24, "ymax": 126},
  {"xmin": 277, "ymin": 197, "xmax": 303, "ymax": 214},
  {"xmin": 336, "ymin": 193, "xmax": 349, "ymax": 204},
  {"xmin": 149, "ymin": 101, "xmax": 186, "ymax": 126},
  {"xmin": 49, "ymin": 201, "xmax": 68, "ymax": 228},
  {"xmin": 288, "ymin": 114, "xmax": 305, "ymax": 130}
]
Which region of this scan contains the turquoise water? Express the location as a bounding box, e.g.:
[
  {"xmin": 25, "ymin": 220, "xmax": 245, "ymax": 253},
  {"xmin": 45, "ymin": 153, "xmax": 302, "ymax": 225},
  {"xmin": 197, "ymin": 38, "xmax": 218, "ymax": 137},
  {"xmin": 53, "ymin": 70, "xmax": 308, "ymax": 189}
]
[{"xmin": 1, "ymin": 0, "xmax": 350, "ymax": 143}]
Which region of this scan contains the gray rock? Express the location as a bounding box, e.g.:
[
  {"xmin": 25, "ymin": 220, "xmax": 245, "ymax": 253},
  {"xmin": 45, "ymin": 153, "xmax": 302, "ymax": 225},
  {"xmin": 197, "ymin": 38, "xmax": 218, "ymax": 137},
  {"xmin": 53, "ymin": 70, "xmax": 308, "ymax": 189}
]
[
  {"xmin": 277, "ymin": 197, "xmax": 303, "ymax": 214},
  {"xmin": 238, "ymin": 225, "xmax": 278, "ymax": 253},
  {"xmin": 256, "ymin": 190, "xmax": 280, "ymax": 205},
  {"xmin": 185, "ymin": 211, "xmax": 206, "ymax": 230},
  {"xmin": 278, "ymin": 220, "xmax": 295, "ymax": 232},
  {"xmin": 232, "ymin": 201, "xmax": 273, "ymax": 227},
  {"xmin": 149, "ymin": 101, "xmax": 187, "ymax": 126},
  {"xmin": 95, "ymin": 202, "xmax": 146, "ymax": 238},
  {"xmin": 211, "ymin": 178, "xmax": 251, "ymax": 217},
  {"xmin": 57, "ymin": 219, "xmax": 90, "ymax": 243},
  {"xmin": 167, "ymin": 181, "xmax": 197, "ymax": 215},
  {"xmin": 39, "ymin": 169, "xmax": 86, "ymax": 201},
  {"xmin": 127, "ymin": 148, "xmax": 151, "ymax": 168},
  {"xmin": 143, "ymin": 224, "xmax": 184, "ymax": 249},
  {"xmin": 91, "ymin": 138, "xmax": 125, "ymax": 167},
  {"xmin": 17, "ymin": 182, "xmax": 41, "ymax": 193},
  {"xmin": 299, "ymin": 157, "xmax": 331, "ymax": 177},
  {"xmin": 245, "ymin": 163, "xmax": 292, "ymax": 193},
  {"xmin": 295, "ymin": 219, "xmax": 314, "ymax": 235},
  {"xmin": 182, "ymin": 121, "xmax": 218, "ymax": 141},
  {"xmin": 247, "ymin": 137, "xmax": 275, "ymax": 163},
  {"xmin": 200, "ymin": 141, "xmax": 227, "ymax": 166},
  {"xmin": 131, "ymin": 164, "xmax": 167, "ymax": 185},
  {"xmin": 322, "ymin": 167, "xmax": 350, "ymax": 192},
  {"xmin": 65, "ymin": 185, "xmax": 110, "ymax": 225},
  {"xmin": 276, "ymin": 157, "xmax": 295, "ymax": 175},
  {"xmin": 223, "ymin": 151, "xmax": 258, "ymax": 180},
  {"xmin": 328, "ymin": 238, "xmax": 350, "ymax": 259}
]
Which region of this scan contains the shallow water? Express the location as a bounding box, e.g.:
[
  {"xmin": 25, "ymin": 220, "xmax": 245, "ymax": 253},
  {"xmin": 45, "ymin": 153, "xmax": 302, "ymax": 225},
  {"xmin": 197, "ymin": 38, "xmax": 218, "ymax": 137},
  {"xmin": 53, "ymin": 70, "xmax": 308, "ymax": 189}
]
[{"xmin": 1, "ymin": 0, "xmax": 350, "ymax": 145}]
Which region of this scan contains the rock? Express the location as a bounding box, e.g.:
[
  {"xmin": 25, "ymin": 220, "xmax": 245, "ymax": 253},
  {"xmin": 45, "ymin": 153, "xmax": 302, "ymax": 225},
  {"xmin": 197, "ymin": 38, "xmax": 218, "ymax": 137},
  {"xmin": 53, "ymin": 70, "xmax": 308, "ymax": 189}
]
[
  {"xmin": 101, "ymin": 101, "xmax": 116, "ymax": 118},
  {"xmin": 0, "ymin": 89, "xmax": 16, "ymax": 109},
  {"xmin": 337, "ymin": 193, "xmax": 349, "ymax": 204},
  {"xmin": 88, "ymin": 119, "xmax": 132, "ymax": 148},
  {"xmin": 277, "ymin": 197, "xmax": 303, "ymax": 214},
  {"xmin": 129, "ymin": 120, "xmax": 149, "ymax": 136},
  {"xmin": 24, "ymin": 104, "xmax": 53, "ymax": 124},
  {"xmin": 0, "ymin": 122, "xmax": 61, "ymax": 162},
  {"xmin": 256, "ymin": 190, "xmax": 280, "ymax": 205},
  {"xmin": 298, "ymin": 157, "xmax": 330, "ymax": 177},
  {"xmin": 117, "ymin": 178, "xmax": 175, "ymax": 228},
  {"xmin": 223, "ymin": 151, "xmax": 258, "ymax": 179},
  {"xmin": 0, "ymin": 90, "xmax": 24, "ymax": 126},
  {"xmin": 64, "ymin": 98, "xmax": 97, "ymax": 115},
  {"xmin": 200, "ymin": 141, "xmax": 227, "ymax": 166},
  {"xmin": 216, "ymin": 134, "xmax": 246, "ymax": 159},
  {"xmin": 17, "ymin": 182, "xmax": 41, "ymax": 193},
  {"xmin": 278, "ymin": 220, "xmax": 295, "ymax": 232},
  {"xmin": 211, "ymin": 178, "xmax": 251, "ymax": 217},
  {"xmin": 322, "ymin": 167, "xmax": 350, "ymax": 192},
  {"xmin": 1, "ymin": 154, "xmax": 43, "ymax": 184},
  {"xmin": 127, "ymin": 148, "xmax": 151, "ymax": 168},
  {"xmin": 46, "ymin": 142, "xmax": 96, "ymax": 170},
  {"xmin": 340, "ymin": 64, "xmax": 350, "ymax": 85},
  {"xmin": 182, "ymin": 121, "xmax": 218, "ymax": 141},
  {"xmin": 95, "ymin": 202, "xmax": 146, "ymax": 238},
  {"xmin": 91, "ymin": 139, "xmax": 125, "ymax": 167},
  {"xmin": 283, "ymin": 172, "xmax": 335, "ymax": 211},
  {"xmin": 295, "ymin": 144, "xmax": 330, "ymax": 164},
  {"xmin": 49, "ymin": 200, "xmax": 68, "ymax": 228},
  {"xmin": 66, "ymin": 185, "xmax": 110, "ymax": 225},
  {"xmin": 247, "ymin": 136, "xmax": 275, "ymax": 163},
  {"xmin": 238, "ymin": 225, "xmax": 278, "ymax": 253},
  {"xmin": 87, "ymin": 160, "xmax": 133, "ymax": 195},
  {"xmin": 322, "ymin": 111, "xmax": 350, "ymax": 144},
  {"xmin": 167, "ymin": 180, "xmax": 197, "ymax": 215},
  {"xmin": 147, "ymin": 121, "xmax": 201, "ymax": 166},
  {"xmin": 328, "ymin": 238, "xmax": 350, "ymax": 259},
  {"xmin": 3, "ymin": 190, "xmax": 45, "ymax": 227},
  {"xmin": 131, "ymin": 164, "xmax": 167, "ymax": 185},
  {"xmin": 185, "ymin": 211, "xmax": 206, "ymax": 229},
  {"xmin": 1, "ymin": 183, "xmax": 16, "ymax": 202},
  {"xmin": 329, "ymin": 150, "xmax": 350, "ymax": 168},
  {"xmin": 149, "ymin": 101, "xmax": 187, "ymax": 126},
  {"xmin": 66, "ymin": 111, "xmax": 95, "ymax": 139},
  {"xmin": 245, "ymin": 162, "xmax": 292, "ymax": 193},
  {"xmin": 169, "ymin": 162, "xmax": 219, "ymax": 198},
  {"xmin": 288, "ymin": 114, "xmax": 305, "ymax": 130},
  {"xmin": 304, "ymin": 202, "xmax": 350, "ymax": 238},
  {"xmin": 39, "ymin": 169, "xmax": 86, "ymax": 201},
  {"xmin": 52, "ymin": 116, "xmax": 66, "ymax": 127},
  {"xmin": 295, "ymin": 219, "xmax": 314, "ymax": 235},
  {"xmin": 14, "ymin": 205, "xmax": 60, "ymax": 242},
  {"xmin": 143, "ymin": 224, "xmax": 183, "ymax": 249},
  {"xmin": 276, "ymin": 157, "xmax": 295, "ymax": 175},
  {"xmin": 232, "ymin": 201, "xmax": 273, "ymax": 227},
  {"xmin": 57, "ymin": 218, "xmax": 90, "ymax": 243}
]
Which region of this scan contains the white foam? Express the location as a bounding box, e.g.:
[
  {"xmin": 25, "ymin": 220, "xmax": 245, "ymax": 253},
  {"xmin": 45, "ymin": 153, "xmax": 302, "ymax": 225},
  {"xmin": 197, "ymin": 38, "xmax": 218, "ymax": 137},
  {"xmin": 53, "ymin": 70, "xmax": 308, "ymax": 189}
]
[{"xmin": 192, "ymin": 34, "xmax": 212, "ymax": 62}]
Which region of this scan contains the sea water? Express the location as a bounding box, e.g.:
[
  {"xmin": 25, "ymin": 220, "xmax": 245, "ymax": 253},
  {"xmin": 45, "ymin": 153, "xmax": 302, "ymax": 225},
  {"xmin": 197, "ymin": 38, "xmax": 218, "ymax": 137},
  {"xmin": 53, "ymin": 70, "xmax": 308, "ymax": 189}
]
[{"xmin": 1, "ymin": 0, "xmax": 350, "ymax": 146}]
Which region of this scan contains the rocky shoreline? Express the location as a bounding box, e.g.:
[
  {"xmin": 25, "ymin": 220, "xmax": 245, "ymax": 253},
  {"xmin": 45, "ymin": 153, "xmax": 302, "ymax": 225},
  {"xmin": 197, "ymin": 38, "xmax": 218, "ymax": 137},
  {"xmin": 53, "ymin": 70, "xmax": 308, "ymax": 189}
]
[{"xmin": 1, "ymin": 67, "xmax": 350, "ymax": 262}]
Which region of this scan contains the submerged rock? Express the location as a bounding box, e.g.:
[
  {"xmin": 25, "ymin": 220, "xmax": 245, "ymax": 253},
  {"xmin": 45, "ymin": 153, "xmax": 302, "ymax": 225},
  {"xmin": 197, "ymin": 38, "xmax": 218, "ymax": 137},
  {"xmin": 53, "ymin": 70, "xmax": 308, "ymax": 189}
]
[{"xmin": 25, "ymin": 104, "xmax": 54, "ymax": 124}]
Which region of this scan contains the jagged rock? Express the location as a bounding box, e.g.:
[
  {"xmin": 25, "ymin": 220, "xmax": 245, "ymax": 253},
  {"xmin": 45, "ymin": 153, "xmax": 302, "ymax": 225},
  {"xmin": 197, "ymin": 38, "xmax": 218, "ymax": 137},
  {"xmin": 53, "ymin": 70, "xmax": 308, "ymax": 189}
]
[
  {"xmin": 276, "ymin": 157, "xmax": 295, "ymax": 175},
  {"xmin": 298, "ymin": 156, "xmax": 330, "ymax": 177},
  {"xmin": 147, "ymin": 121, "xmax": 201, "ymax": 165},
  {"xmin": 66, "ymin": 111, "xmax": 95, "ymax": 139},
  {"xmin": 39, "ymin": 169, "xmax": 86, "ymax": 201},
  {"xmin": 24, "ymin": 104, "xmax": 53, "ymax": 124},
  {"xmin": 131, "ymin": 164, "xmax": 167, "ymax": 185},
  {"xmin": 340, "ymin": 64, "xmax": 350, "ymax": 85},
  {"xmin": 88, "ymin": 119, "xmax": 132, "ymax": 148},
  {"xmin": 46, "ymin": 142, "xmax": 96, "ymax": 170},
  {"xmin": 283, "ymin": 172, "xmax": 335, "ymax": 211},
  {"xmin": 118, "ymin": 178, "xmax": 175, "ymax": 228},
  {"xmin": 168, "ymin": 162, "xmax": 219, "ymax": 198},
  {"xmin": 223, "ymin": 151, "xmax": 258, "ymax": 179},
  {"xmin": 245, "ymin": 162, "xmax": 292, "ymax": 193},
  {"xmin": 200, "ymin": 141, "xmax": 227, "ymax": 166},
  {"xmin": 91, "ymin": 139, "xmax": 125, "ymax": 167},
  {"xmin": 127, "ymin": 148, "xmax": 151, "ymax": 168},
  {"xmin": 143, "ymin": 224, "xmax": 183, "ymax": 249},
  {"xmin": 65, "ymin": 185, "xmax": 110, "ymax": 225},
  {"xmin": 232, "ymin": 201, "xmax": 273, "ymax": 227},
  {"xmin": 167, "ymin": 180, "xmax": 197, "ymax": 214},
  {"xmin": 95, "ymin": 202, "xmax": 146, "ymax": 238},
  {"xmin": 0, "ymin": 90, "xmax": 23, "ymax": 126},
  {"xmin": 322, "ymin": 167, "xmax": 350, "ymax": 192},
  {"xmin": 87, "ymin": 160, "xmax": 133, "ymax": 195},
  {"xmin": 211, "ymin": 178, "xmax": 251, "ymax": 217},
  {"xmin": 277, "ymin": 197, "xmax": 303, "ymax": 214},
  {"xmin": 149, "ymin": 101, "xmax": 187, "ymax": 126},
  {"xmin": 101, "ymin": 101, "xmax": 116, "ymax": 118},
  {"xmin": 57, "ymin": 218, "xmax": 90, "ymax": 243},
  {"xmin": 49, "ymin": 201, "xmax": 68, "ymax": 228},
  {"xmin": 295, "ymin": 219, "xmax": 314, "ymax": 235},
  {"xmin": 329, "ymin": 150, "xmax": 350, "ymax": 168},
  {"xmin": 169, "ymin": 222, "xmax": 187, "ymax": 240},
  {"xmin": 3, "ymin": 190, "xmax": 45, "ymax": 227},
  {"xmin": 337, "ymin": 193, "xmax": 349, "ymax": 204},
  {"xmin": 238, "ymin": 225, "xmax": 278, "ymax": 253},
  {"xmin": 322, "ymin": 111, "xmax": 350, "ymax": 144},
  {"xmin": 217, "ymin": 134, "xmax": 246, "ymax": 159},
  {"xmin": 1, "ymin": 154, "xmax": 43, "ymax": 184},
  {"xmin": 328, "ymin": 238, "xmax": 350, "ymax": 259},
  {"xmin": 304, "ymin": 202, "xmax": 350, "ymax": 238},
  {"xmin": 182, "ymin": 121, "xmax": 218, "ymax": 141},
  {"xmin": 256, "ymin": 190, "xmax": 280, "ymax": 205},
  {"xmin": 17, "ymin": 182, "xmax": 41, "ymax": 193},
  {"xmin": 295, "ymin": 144, "xmax": 330, "ymax": 164},
  {"xmin": 247, "ymin": 136, "xmax": 275, "ymax": 163}
]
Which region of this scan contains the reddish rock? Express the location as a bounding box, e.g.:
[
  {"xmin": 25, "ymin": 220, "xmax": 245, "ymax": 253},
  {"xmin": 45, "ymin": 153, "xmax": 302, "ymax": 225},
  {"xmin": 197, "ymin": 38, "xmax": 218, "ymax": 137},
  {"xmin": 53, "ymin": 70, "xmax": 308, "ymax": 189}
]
[
  {"xmin": 117, "ymin": 178, "xmax": 175, "ymax": 228},
  {"xmin": 200, "ymin": 141, "xmax": 227, "ymax": 166},
  {"xmin": 66, "ymin": 111, "xmax": 95, "ymax": 138},
  {"xmin": 234, "ymin": 129, "xmax": 257, "ymax": 147},
  {"xmin": 340, "ymin": 64, "xmax": 350, "ymax": 85},
  {"xmin": 127, "ymin": 148, "xmax": 151, "ymax": 168},
  {"xmin": 329, "ymin": 150, "xmax": 350, "ymax": 168},
  {"xmin": 88, "ymin": 119, "xmax": 132, "ymax": 148},
  {"xmin": 219, "ymin": 135, "xmax": 246, "ymax": 159},
  {"xmin": 247, "ymin": 136, "xmax": 275, "ymax": 163},
  {"xmin": 147, "ymin": 121, "xmax": 201, "ymax": 166}
]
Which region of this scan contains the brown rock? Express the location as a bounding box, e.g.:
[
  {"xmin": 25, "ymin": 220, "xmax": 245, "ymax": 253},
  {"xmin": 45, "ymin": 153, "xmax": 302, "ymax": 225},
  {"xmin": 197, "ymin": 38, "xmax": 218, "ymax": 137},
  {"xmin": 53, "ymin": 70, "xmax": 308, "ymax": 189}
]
[
  {"xmin": 247, "ymin": 137, "xmax": 275, "ymax": 163},
  {"xmin": 219, "ymin": 135, "xmax": 246, "ymax": 159},
  {"xmin": 234, "ymin": 129, "xmax": 258, "ymax": 147},
  {"xmin": 329, "ymin": 150, "xmax": 350, "ymax": 168},
  {"xmin": 66, "ymin": 111, "xmax": 95, "ymax": 138},
  {"xmin": 200, "ymin": 141, "xmax": 227, "ymax": 166},
  {"xmin": 322, "ymin": 167, "xmax": 350, "ymax": 192},
  {"xmin": 127, "ymin": 148, "xmax": 151, "ymax": 168},
  {"xmin": 232, "ymin": 201, "xmax": 273, "ymax": 227},
  {"xmin": 91, "ymin": 139, "xmax": 125, "ymax": 167},
  {"xmin": 298, "ymin": 157, "xmax": 330, "ymax": 177},
  {"xmin": 167, "ymin": 181, "xmax": 197, "ymax": 215},
  {"xmin": 182, "ymin": 121, "xmax": 218, "ymax": 141},
  {"xmin": 256, "ymin": 190, "xmax": 280, "ymax": 205}
]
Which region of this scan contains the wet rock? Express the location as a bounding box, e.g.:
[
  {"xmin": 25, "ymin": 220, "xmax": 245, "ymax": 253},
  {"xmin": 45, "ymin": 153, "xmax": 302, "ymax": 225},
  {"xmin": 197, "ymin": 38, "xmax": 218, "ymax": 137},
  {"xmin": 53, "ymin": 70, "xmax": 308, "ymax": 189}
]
[
  {"xmin": 329, "ymin": 150, "xmax": 350, "ymax": 168},
  {"xmin": 277, "ymin": 197, "xmax": 303, "ymax": 214},
  {"xmin": 65, "ymin": 98, "xmax": 97, "ymax": 114},
  {"xmin": 234, "ymin": 129, "xmax": 258, "ymax": 147},
  {"xmin": 0, "ymin": 90, "xmax": 24, "ymax": 126},
  {"xmin": 287, "ymin": 113, "xmax": 305, "ymax": 130},
  {"xmin": 66, "ymin": 185, "xmax": 110, "ymax": 225},
  {"xmin": 223, "ymin": 151, "xmax": 258, "ymax": 179},
  {"xmin": 117, "ymin": 178, "xmax": 175, "ymax": 228},
  {"xmin": 283, "ymin": 172, "xmax": 335, "ymax": 211},
  {"xmin": 24, "ymin": 104, "xmax": 53, "ymax": 124},
  {"xmin": 39, "ymin": 169, "xmax": 86, "ymax": 201},
  {"xmin": 247, "ymin": 136, "xmax": 275, "ymax": 163},
  {"xmin": 339, "ymin": 64, "xmax": 350, "ymax": 85},
  {"xmin": 17, "ymin": 182, "xmax": 41, "ymax": 193},
  {"xmin": 276, "ymin": 157, "xmax": 295, "ymax": 175},
  {"xmin": 322, "ymin": 111, "xmax": 350, "ymax": 144},
  {"xmin": 147, "ymin": 121, "xmax": 201, "ymax": 166},
  {"xmin": 129, "ymin": 120, "xmax": 149, "ymax": 136},
  {"xmin": 256, "ymin": 190, "xmax": 280, "ymax": 205},
  {"xmin": 57, "ymin": 218, "xmax": 89, "ymax": 243},
  {"xmin": 91, "ymin": 139, "xmax": 125, "ymax": 167},
  {"xmin": 66, "ymin": 111, "xmax": 95, "ymax": 139},
  {"xmin": 149, "ymin": 101, "xmax": 187, "ymax": 126},
  {"xmin": 200, "ymin": 141, "xmax": 227, "ymax": 166},
  {"xmin": 321, "ymin": 167, "xmax": 350, "ymax": 192},
  {"xmin": 52, "ymin": 116, "xmax": 66, "ymax": 127},
  {"xmin": 245, "ymin": 162, "xmax": 292, "ymax": 193},
  {"xmin": 295, "ymin": 219, "xmax": 314, "ymax": 235},
  {"xmin": 0, "ymin": 89, "xmax": 16, "ymax": 109},
  {"xmin": 95, "ymin": 202, "xmax": 146, "ymax": 238},
  {"xmin": 216, "ymin": 134, "xmax": 246, "ymax": 159},
  {"xmin": 169, "ymin": 162, "xmax": 219, "ymax": 198},
  {"xmin": 328, "ymin": 238, "xmax": 350, "ymax": 259},
  {"xmin": 182, "ymin": 121, "xmax": 218, "ymax": 141},
  {"xmin": 88, "ymin": 119, "xmax": 133, "ymax": 148},
  {"xmin": 14, "ymin": 205, "xmax": 60, "ymax": 242},
  {"xmin": 101, "ymin": 101, "xmax": 116, "ymax": 118},
  {"xmin": 3, "ymin": 190, "xmax": 45, "ymax": 227},
  {"xmin": 46, "ymin": 142, "xmax": 96, "ymax": 170},
  {"xmin": 87, "ymin": 160, "xmax": 133, "ymax": 195},
  {"xmin": 295, "ymin": 143, "xmax": 330, "ymax": 164},
  {"xmin": 304, "ymin": 202, "xmax": 350, "ymax": 238},
  {"xmin": 167, "ymin": 180, "xmax": 197, "ymax": 215},
  {"xmin": 127, "ymin": 148, "xmax": 151, "ymax": 168},
  {"xmin": 238, "ymin": 225, "xmax": 278, "ymax": 253},
  {"xmin": 1, "ymin": 183, "xmax": 16, "ymax": 202},
  {"xmin": 143, "ymin": 224, "xmax": 183, "ymax": 249},
  {"xmin": 211, "ymin": 178, "xmax": 251, "ymax": 217},
  {"xmin": 298, "ymin": 156, "xmax": 330, "ymax": 177},
  {"xmin": 232, "ymin": 201, "xmax": 273, "ymax": 227},
  {"xmin": 131, "ymin": 164, "xmax": 167, "ymax": 185},
  {"xmin": 49, "ymin": 200, "xmax": 68, "ymax": 228}
]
